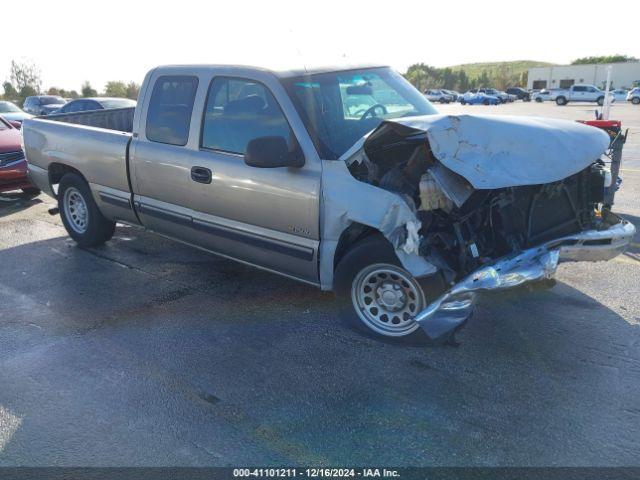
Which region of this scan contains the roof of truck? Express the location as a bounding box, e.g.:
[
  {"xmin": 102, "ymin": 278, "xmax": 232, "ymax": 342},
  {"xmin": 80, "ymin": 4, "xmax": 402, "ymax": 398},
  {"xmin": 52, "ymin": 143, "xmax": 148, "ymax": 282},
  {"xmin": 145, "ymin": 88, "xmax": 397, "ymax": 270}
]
[{"xmin": 155, "ymin": 63, "xmax": 388, "ymax": 78}]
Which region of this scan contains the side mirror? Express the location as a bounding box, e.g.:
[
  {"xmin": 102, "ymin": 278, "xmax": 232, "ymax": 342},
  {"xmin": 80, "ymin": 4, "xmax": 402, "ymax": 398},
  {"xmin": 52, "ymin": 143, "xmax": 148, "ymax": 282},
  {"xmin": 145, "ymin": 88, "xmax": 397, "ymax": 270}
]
[{"xmin": 244, "ymin": 136, "xmax": 305, "ymax": 168}]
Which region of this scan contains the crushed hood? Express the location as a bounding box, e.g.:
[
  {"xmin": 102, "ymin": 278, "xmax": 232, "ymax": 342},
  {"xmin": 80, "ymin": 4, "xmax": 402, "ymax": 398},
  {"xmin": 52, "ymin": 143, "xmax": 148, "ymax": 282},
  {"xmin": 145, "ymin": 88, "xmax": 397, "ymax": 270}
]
[{"xmin": 352, "ymin": 114, "xmax": 610, "ymax": 190}]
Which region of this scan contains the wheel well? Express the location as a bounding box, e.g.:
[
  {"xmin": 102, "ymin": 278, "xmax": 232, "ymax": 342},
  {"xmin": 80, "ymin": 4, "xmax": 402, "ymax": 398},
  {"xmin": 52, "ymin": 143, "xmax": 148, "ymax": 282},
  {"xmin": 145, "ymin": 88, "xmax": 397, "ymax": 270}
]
[
  {"xmin": 48, "ymin": 163, "xmax": 84, "ymax": 197},
  {"xmin": 333, "ymin": 223, "xmax": 382, "ymax": 271}
]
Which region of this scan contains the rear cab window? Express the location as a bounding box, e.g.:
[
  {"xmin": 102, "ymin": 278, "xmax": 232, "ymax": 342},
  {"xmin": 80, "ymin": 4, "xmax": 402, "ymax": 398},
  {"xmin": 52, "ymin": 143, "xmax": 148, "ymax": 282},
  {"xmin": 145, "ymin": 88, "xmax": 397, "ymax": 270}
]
[{"xmin": 146, "ymin": 75, "xmax": 199, "ymax": 146}]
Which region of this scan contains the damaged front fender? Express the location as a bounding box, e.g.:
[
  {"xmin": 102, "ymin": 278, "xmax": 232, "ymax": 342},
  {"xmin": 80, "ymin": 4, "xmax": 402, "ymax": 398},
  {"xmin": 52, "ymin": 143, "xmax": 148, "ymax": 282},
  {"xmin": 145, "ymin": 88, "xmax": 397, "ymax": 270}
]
[{"xmin": 319, "ymin": 160, "xmax": 437, "ymax": 290}]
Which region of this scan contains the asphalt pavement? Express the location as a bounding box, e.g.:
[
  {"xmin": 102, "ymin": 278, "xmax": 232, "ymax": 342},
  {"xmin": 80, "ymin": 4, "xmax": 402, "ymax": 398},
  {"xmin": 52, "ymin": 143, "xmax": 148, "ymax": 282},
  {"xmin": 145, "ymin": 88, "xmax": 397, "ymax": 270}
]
[{"xmin": 1, "ymin": 101, "xmax": 639, "ymax": 466}]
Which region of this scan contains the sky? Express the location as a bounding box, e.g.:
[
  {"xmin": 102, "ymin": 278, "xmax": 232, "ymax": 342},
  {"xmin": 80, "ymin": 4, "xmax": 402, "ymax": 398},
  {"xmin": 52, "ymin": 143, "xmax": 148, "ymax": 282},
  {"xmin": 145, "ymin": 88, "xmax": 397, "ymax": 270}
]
[{"xmin": 2, "ymin": 0, "xmax": 639, "ymax": 93}]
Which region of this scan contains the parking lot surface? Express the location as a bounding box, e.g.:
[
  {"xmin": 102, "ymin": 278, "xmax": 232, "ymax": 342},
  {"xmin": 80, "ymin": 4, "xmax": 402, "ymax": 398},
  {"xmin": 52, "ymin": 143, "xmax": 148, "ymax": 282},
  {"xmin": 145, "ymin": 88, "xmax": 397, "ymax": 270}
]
[{"xmin": 1, "ymin": 102, "xmax": 639, "ymax": 466}]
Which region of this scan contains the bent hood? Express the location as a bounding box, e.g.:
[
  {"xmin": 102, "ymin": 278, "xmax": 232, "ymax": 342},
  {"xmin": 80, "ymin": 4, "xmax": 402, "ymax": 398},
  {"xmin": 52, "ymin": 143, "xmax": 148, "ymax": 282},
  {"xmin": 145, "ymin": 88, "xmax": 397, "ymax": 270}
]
[{"xmin": 355, "ymin": 114, "xmax": 610, "ymax": 190}]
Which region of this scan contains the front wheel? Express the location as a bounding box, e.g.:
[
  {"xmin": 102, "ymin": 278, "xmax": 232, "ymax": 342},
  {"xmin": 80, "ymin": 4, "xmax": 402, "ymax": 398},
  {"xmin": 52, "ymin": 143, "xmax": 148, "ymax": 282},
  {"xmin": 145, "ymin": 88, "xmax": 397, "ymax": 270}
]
[
  {"xmin": 334, "ymin": 236, "xmax": 431, "ymax": 343},
  {"xmin": 58, "ymin": 173, "xmax": 115, "ymax": 247},
  {"xmin": 597, "ymin": 96, "xmax": 605, "ymax": 106}
]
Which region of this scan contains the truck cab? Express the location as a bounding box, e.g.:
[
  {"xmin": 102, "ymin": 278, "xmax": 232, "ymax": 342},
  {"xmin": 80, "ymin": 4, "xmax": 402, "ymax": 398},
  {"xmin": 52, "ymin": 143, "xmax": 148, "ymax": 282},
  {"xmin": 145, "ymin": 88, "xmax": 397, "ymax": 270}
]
[{"xmin": 551, "ymin": 84, "xmax": 613, "ymax": 106}]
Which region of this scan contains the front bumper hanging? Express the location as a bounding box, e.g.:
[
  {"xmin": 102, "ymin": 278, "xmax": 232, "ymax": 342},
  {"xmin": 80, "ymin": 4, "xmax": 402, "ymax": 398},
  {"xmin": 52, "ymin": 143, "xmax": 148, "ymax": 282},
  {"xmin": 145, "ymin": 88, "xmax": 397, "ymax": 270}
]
[{"xmin": 413, "ymin": 217, "xmax": 636, "ymax": 341}]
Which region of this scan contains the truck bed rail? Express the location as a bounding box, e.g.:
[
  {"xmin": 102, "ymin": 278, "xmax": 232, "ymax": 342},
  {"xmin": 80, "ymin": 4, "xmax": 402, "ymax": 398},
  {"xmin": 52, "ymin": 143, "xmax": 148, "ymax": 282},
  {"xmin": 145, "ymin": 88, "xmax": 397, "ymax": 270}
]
[{"xmin": 41, "ymin": 107, "xmax": 135, "ymax": 133}]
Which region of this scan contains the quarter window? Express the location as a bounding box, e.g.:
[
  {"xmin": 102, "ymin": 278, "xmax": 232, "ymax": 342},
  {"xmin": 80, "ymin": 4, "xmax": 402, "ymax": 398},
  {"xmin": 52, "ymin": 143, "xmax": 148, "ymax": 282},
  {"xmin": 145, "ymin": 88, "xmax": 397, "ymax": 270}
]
[
  {"xmin": 200, "ymin": 77, "xmax": 293, "ymax": 155},
  {"xmin": 146, "ymin": 75, "xmax": 198, "ymax": 146}
]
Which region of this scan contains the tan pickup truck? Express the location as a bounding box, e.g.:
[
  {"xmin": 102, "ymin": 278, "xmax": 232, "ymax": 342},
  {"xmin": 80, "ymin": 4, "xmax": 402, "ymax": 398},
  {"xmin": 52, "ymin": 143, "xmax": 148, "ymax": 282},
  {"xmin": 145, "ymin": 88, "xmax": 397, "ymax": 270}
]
[{"xmin": 22, "ymin": 64, "xmax": 635, "ymax": 344}]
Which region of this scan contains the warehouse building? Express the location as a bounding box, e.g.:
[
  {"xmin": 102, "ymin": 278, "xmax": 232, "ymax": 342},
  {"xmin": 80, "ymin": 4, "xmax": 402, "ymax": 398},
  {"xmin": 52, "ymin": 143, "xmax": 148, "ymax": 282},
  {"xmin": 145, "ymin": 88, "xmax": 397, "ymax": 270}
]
[{"xmin": 527, "ymin": 62, "xmax": 640, "ymax": 90}]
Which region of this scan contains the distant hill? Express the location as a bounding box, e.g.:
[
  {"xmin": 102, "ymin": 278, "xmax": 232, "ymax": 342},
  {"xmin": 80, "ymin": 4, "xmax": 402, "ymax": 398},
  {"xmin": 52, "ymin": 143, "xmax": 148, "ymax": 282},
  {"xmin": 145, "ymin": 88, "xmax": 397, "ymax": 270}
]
[{"xmin": 446, "ymin": 60, "xmax": 555, "ymax": 78}]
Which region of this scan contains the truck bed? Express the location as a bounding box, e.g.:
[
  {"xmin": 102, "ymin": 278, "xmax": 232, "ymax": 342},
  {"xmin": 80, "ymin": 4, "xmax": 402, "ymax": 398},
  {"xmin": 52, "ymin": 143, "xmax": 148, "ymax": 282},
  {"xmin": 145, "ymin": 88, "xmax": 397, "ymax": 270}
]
[
  {"xmin": 43, "ymin": 107, "xmax": 135, "ymax": 133},
  {"xmin": 22, "ymin": 111, "xmax": 133, "ymax": 198}
]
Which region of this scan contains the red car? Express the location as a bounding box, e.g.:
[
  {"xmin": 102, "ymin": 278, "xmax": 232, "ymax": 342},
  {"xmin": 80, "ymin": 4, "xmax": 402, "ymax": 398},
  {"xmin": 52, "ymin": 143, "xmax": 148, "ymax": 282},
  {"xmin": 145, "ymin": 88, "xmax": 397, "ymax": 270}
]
[{"xmin": 0, "ymin": 116, "xmax": 39, "ymax": 194}]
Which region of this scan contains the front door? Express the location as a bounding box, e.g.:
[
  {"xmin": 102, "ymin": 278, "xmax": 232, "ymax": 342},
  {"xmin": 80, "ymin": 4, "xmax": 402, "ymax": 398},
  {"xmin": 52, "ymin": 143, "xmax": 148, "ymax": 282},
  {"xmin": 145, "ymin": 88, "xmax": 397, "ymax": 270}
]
[{"xmin": 185, "ymin": 75, "xmax": 321, "ymax": 283}]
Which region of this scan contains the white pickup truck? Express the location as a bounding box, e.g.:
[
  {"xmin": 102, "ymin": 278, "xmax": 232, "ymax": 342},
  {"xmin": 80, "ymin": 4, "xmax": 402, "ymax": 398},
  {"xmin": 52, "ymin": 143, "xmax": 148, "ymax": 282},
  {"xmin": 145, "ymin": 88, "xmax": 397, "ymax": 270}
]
[
  {"xmin": 21, "ymin": 64, "xmax": 635, "ymax": 345},
  {"xmin": 550, "ymin": 84, "xmax": 614, "ymax": 106}
]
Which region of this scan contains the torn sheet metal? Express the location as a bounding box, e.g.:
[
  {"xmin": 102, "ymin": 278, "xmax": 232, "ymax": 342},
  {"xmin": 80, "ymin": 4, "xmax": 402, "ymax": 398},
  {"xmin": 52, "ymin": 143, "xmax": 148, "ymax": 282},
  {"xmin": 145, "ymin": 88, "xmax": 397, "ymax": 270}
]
[
  {"xmin": 361, "ymin": 114, "xmax": 611, "ymax": 190},
  {"xmin": 413, "ymin": 216, "xmax": 635, "ymax": 341},
  {"xmin": 319, "ymin": 160, "xmax": 437, "ymax": 289}
]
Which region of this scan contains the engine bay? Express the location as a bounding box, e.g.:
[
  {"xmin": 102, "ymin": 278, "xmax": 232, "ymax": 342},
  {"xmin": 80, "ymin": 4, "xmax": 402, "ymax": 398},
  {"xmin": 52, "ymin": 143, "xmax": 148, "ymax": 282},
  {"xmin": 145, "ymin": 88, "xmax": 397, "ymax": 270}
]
[{"xmin": 348, "ymin": 138, "xmax": 608, "ymax": 281}]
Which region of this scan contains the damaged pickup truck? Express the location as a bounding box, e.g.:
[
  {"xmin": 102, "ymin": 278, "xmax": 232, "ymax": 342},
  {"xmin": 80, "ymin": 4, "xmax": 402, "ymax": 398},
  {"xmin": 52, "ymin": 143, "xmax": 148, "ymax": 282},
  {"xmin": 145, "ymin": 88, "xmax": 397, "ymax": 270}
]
[{"xmin": 22, "ymin": 65, "xmax": 635, "ymax": 344}]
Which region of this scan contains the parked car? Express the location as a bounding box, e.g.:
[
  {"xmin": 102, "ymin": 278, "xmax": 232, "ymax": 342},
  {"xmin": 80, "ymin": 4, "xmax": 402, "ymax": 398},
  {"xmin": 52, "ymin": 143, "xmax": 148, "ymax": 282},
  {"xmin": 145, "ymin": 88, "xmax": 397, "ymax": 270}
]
[
  {"xmin": 0, "ymin": 116, "xmax": 39, "ymax": 194},
  {"xmin": 0, "ymin": 101, "xmax": 33, "ymax": 124},
  {"xmin": 477, "ymin": 88, "xmax": 509, "ymax": 103},
  {"xmin": 23, "ymin": 95, "xmax": 67, "ymax": 115},
  {"xmin": 54, "ymin": 97, "xmax": 137, "ymax": 114},
  {"xmin": 550, "ymin": 84, "xmax": 614, "ymax": 106},
  {"xmin": 442, "ymin": 89, "xmax": 460, "ymax": 102},
  {"xmin": 460, "ymin": 91, "xmax": 500, "ymax": 105},
  {"xmin": 611, "ymin": 89, "xmax": 629, "ymax": 102},
  {"xmin": 506, "ymin": 87, "xmax": 531, "ymax": 101},
  {"xmin": 626, "ymin": 87, "xmax": 640, "ymax": 105},
  {"xmin": 532, "ymin": 89, "xmax": 556, "ymax": 102},
  {"xmin": 424, "ymin": 89, "xmax": 453, "ymax": 104},
  {"xmin": 22, "ymin": 64, "xmax": 634, "ymax": 344}
]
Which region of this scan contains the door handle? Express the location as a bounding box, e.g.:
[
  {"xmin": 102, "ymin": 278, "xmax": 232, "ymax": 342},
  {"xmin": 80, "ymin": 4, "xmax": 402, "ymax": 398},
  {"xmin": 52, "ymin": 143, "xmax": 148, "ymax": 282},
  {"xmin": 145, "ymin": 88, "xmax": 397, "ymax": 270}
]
[{"xmin": 191, "ymin": 166, "xmax": 212, "ymax": 184}]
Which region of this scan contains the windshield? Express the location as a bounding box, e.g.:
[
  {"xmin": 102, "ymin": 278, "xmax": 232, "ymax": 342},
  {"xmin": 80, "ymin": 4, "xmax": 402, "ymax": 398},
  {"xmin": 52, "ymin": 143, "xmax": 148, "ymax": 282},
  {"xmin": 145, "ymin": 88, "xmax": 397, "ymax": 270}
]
[
  {"xmin": 282, "ymin": 67, "xmax": 438, "ymax": 159},
  {"xmin": 0, "ymin": 101, "xmax": 21, "ymax": 113},
  {"xmin": 100, "ymin": 99, "xmax": 136, "ymax": 109},
  {"xmin": 40, "ymin": 96, "xmax": 65, "ymax": 105}
]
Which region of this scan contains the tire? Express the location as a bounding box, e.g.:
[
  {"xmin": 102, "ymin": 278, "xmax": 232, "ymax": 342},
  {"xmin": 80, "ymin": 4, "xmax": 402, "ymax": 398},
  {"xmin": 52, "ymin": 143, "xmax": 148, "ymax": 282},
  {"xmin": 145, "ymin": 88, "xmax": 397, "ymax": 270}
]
[
  {"xmin": 461, "ymin": 99, "xmax": 466, "ymax": 105},
  {"xmin": 555, "ymin": 96, "xmax": 567, "ymax": 106},
  {"xmin": 21, "ymin": 187, "xmax": 40, "ymax": 197},
  {"xmin": 483, "ymin": 99, "xmax": 490, "ymax": 105},
  {"xmin": 597, "ymin": 96, "xmax": 605, "ymax": 106},
  {"xmin": 632, "ymin": 97, "xmax": 640, "ymax": 105},
  {"xmin": 58, "ymin": 173, "xmax": 115, "ymax": 247},
  {"xmin": 535, "ymin": 97, "xmax": 542, "ymax": 103},
  {"xmin": 334, "ymin": 235, "xmax": 438, "ymax": 344}
]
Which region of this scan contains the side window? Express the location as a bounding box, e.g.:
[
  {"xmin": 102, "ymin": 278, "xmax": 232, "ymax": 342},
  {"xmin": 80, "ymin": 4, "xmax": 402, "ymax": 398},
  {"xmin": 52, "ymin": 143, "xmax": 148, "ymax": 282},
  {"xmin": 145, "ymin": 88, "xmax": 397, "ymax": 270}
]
[
  {"xmin": 146, "ymin": 75, "xmax": 198, "ymax": 146},
  {"xmin": 67, "ymin": 101, "xmax": 84, "ymax": 113},
  {"xmin": 200, "ymin": 77, "xmax": 293, "ymax": 155}
]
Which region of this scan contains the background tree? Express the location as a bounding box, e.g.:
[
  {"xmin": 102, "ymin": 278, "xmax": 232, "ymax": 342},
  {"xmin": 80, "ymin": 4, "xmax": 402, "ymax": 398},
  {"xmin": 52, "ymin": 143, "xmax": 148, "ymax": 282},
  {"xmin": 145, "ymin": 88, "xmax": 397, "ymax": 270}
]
[
  {"xmin": 81, "ymin": 81, "xmax": 97, "ymax": 97},
  {"xmin": 10, "ymin": 59, "xmax": 42, "ymax": 95},
  {"xmin": 104, "ymin": 81, "xmax": 127, "ymax": 97},
  {"xmin": 571, "ymin": 55, "xmax": 638, "ymax": 65},
  {"xmin": 125, "ymin": 81, "xmax": 140, "ymax": 100},
  {"xmin": 2, "ymin": 81, "xmax": 18, "ymax": 100},
  {"xmin": 47, "ymin": 87, "xmax": 61, "ymax": 96}
]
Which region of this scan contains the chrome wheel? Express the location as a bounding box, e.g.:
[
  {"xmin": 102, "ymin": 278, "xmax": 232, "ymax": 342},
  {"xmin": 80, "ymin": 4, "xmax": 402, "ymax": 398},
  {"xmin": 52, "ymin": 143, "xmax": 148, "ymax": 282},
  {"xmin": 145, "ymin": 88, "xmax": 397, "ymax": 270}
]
[
  {"xmin": 351, "ymin": 264, "xmax": 425, "ymax": 337},
  {"xmin": 63, "ymin": 187, "xmax": 89, "ymax": 234}
]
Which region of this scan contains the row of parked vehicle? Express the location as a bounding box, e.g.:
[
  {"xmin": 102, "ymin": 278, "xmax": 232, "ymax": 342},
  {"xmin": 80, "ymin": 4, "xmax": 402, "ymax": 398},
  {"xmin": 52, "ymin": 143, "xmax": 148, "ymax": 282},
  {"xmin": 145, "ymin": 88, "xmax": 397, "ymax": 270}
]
[
  {"xmin": 424, "ymin": 87, "xmax": 532, "ymax": 105},
  {"xmin": 531, "ymin": 86, "xmax": 640, "ymax": 106},
  {"xmin": 0, "ymin": 95, "xmax": 136, "ymax": 196}
]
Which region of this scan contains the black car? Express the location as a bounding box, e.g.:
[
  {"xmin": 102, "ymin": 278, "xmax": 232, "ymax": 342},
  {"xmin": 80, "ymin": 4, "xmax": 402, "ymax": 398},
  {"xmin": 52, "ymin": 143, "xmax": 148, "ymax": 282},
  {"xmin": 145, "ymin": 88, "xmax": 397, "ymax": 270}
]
[
  {"xmin": 55, "ymin": 97, "xmax": 136, "ymax": 114},
  {"xmin": 505, "ymin": 87, "xmax": 531, "ymax": 102}
]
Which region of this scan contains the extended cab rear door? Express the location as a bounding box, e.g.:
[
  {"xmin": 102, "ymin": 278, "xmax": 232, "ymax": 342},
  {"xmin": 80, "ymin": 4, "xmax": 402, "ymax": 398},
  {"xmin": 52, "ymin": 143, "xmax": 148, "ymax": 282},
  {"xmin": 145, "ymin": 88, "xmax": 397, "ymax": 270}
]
[{"xmin": 128, "ymin": 67, "xmax": 321, "ymax": 285}]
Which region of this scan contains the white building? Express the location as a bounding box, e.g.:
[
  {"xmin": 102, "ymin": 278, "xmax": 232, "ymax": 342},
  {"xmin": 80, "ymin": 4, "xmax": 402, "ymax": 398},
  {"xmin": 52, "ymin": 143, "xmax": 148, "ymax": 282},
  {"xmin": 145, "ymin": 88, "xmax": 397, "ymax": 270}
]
[{"xmin": 527, "ymin": 62, "xmax": 640, "ymax": 90}]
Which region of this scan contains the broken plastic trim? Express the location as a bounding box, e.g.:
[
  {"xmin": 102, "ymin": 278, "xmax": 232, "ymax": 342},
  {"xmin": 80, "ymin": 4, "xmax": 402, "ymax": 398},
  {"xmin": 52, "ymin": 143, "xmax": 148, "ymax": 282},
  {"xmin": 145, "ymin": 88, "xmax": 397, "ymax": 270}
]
[{"xmin": 414, "ymin": 218, "xmax": 635, "ymax": 341}]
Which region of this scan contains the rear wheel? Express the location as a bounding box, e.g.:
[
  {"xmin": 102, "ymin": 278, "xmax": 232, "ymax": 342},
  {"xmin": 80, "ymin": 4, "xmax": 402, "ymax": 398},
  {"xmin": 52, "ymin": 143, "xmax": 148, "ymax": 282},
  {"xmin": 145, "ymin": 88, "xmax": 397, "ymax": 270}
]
[
  {"xmin": 556, "ymin": 96, "xmax": 567, "ymax": 106},
  {"xmin": 632, "ymin": 97, "xmax": 640, "ymax": 105},
  {"xmin": 483, "ymin": 99, "xmax": 490, "ymax": 105},
  {"xmin": 58, "ymin": 173, "xmax": 115, "ymax": 247}
]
